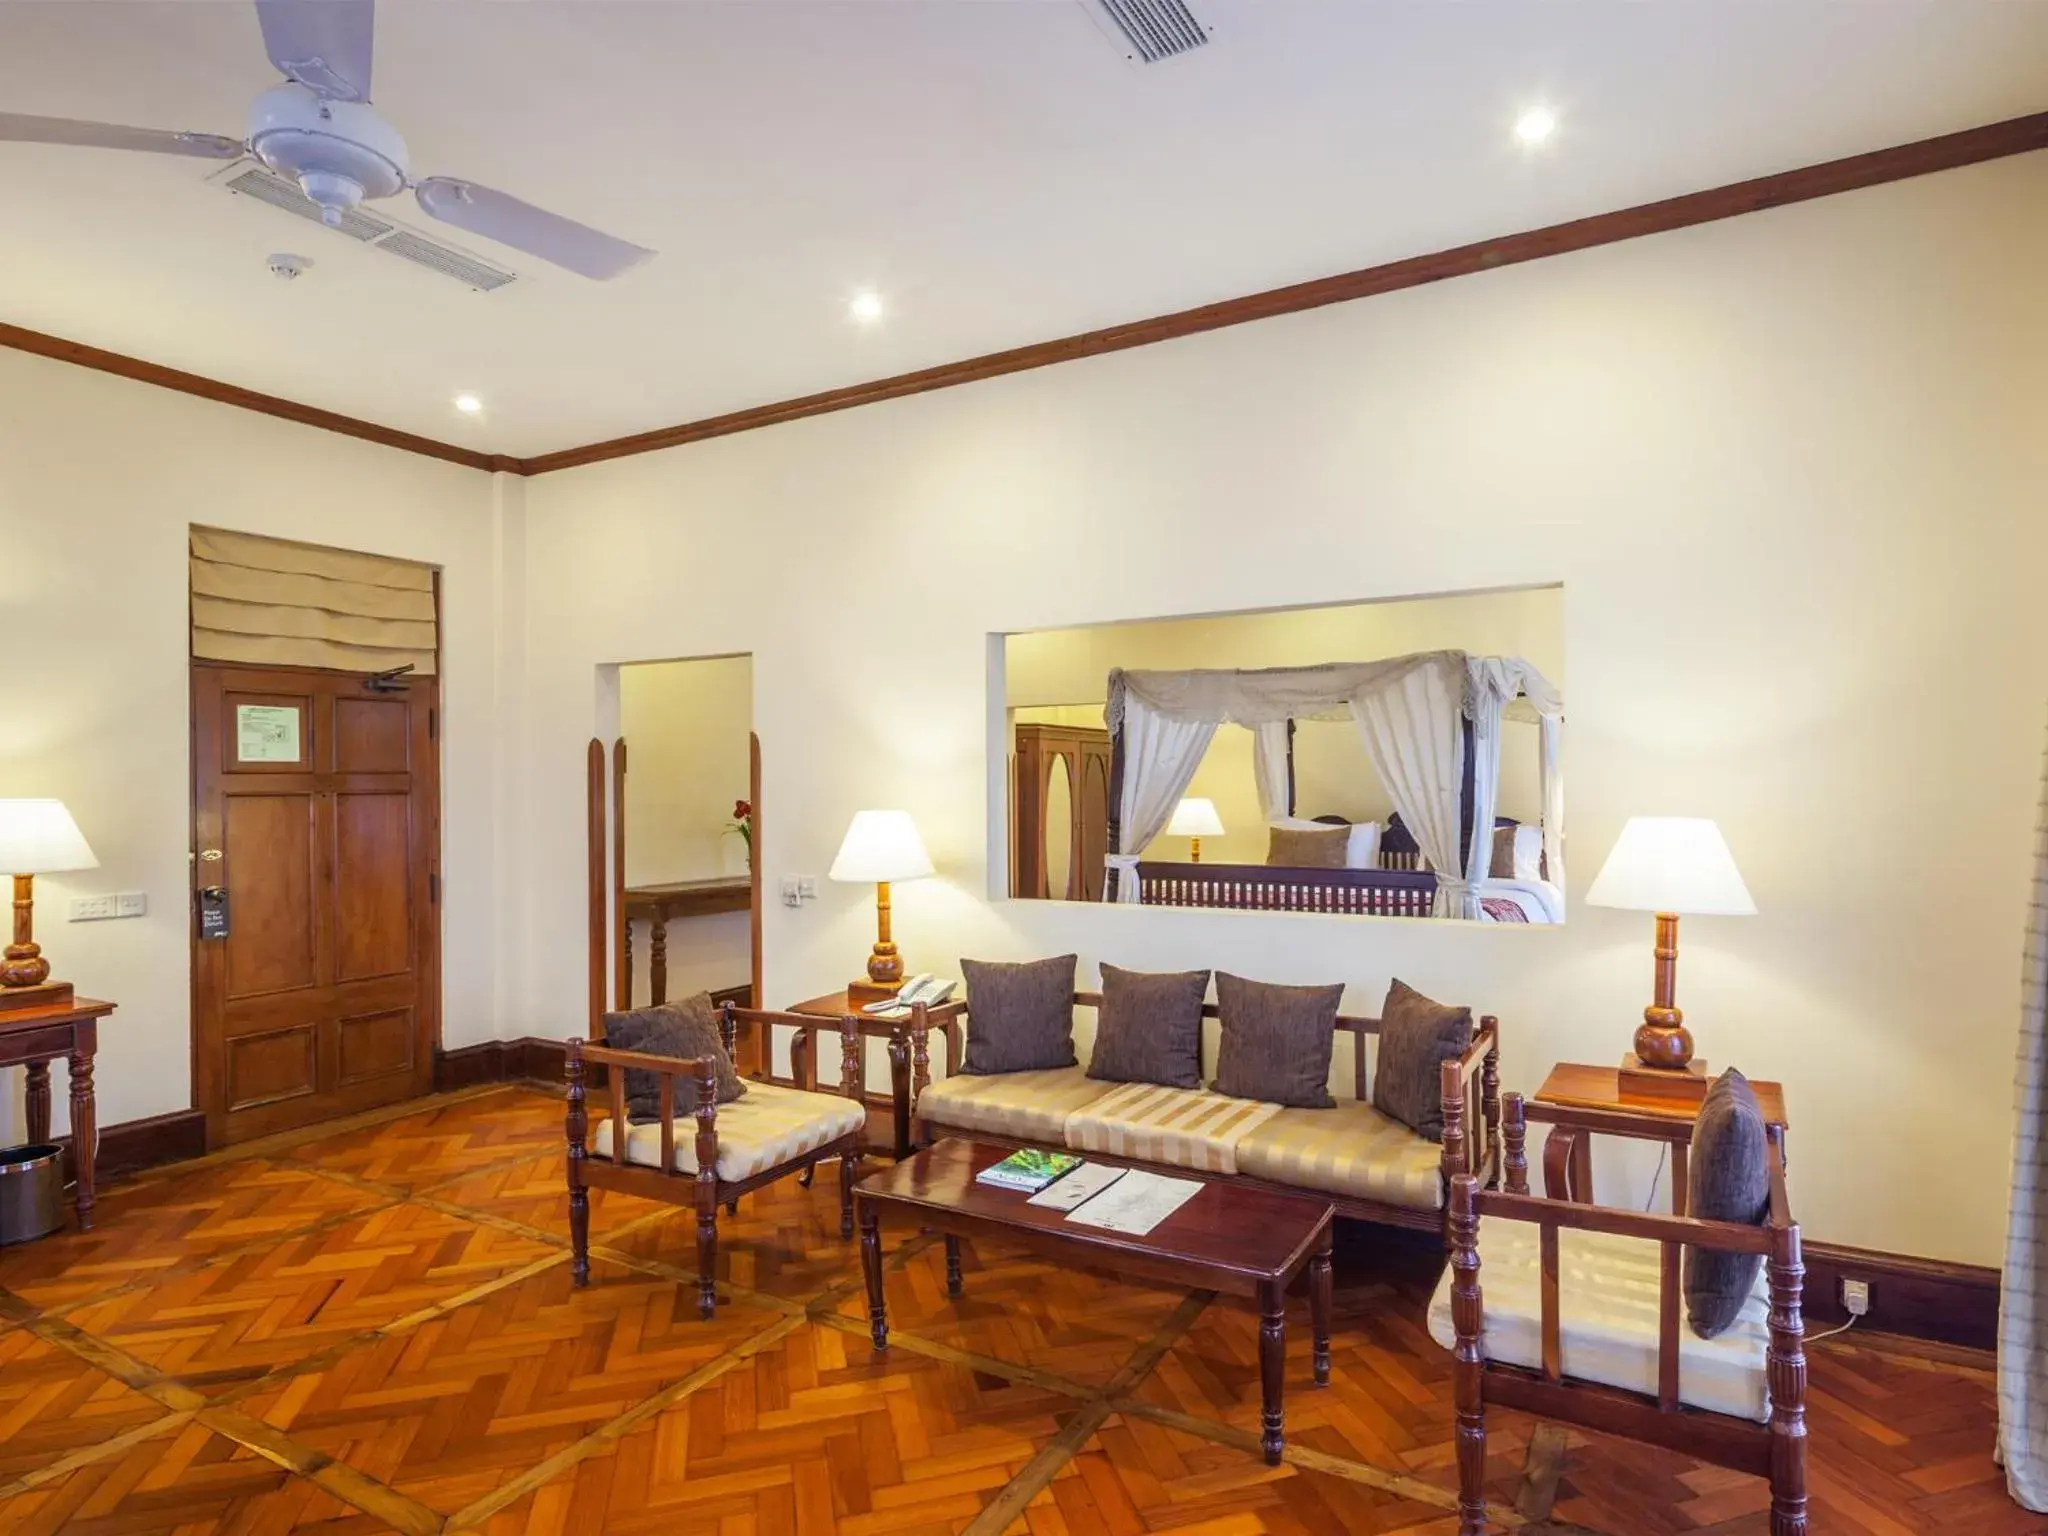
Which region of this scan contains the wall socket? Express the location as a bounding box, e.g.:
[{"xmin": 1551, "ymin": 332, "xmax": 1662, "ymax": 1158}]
[
  {"xmin": 1841, "ymin": 1278, "xmax": 1872, "ymax": 1316},
  {"xmin": 68, "ymin": 892, "xmax": 147, "ymax": 922}
]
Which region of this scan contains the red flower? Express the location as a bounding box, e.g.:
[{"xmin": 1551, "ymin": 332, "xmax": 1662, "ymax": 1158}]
[{"xmin": 733, "ymin": 800, "xmax": 752, "ymax": 821}]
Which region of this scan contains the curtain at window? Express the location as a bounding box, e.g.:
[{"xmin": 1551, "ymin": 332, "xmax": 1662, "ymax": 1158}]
[
  {"xmin": 1251, "ymin": 721, "xmax": 1293, "ymax": 822},
  {"xmin": 1540, "ymin": 712, "xmax": 1566, "ymax": 890},
  {"xmin": 2000, "ymin": 715, "xmax": 2048, "ymax": 1510},
  {"xmin": 190, "ymin": 527, "xmax": 437, "ymax": 674},
  {"xmin": 1105, "ymin": 698, "xmax": 1216, "ymax": 903},
  {"xmin": 1349, "ymin": 657, "xmax": 1471, "ymax": 918}
]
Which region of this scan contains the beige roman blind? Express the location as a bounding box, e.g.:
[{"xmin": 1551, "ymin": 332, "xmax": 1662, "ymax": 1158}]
[{"xmin": 190, "ymin": 527, "xmax": 437, "ymax": 675}]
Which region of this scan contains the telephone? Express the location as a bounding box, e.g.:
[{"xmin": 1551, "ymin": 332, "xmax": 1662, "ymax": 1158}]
[{"xmin": 863, "ymin": 974, "xmax": 957, "ymax": 1014}]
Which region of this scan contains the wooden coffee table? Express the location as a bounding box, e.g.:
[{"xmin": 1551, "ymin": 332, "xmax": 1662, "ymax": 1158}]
[{"xmin": 853, "ymin": 1138, "xmax": 1336, "ymax": 1464}]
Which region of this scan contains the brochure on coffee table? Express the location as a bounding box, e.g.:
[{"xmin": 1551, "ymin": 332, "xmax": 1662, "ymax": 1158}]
[
  {"xmin": 1063, "ymin": 1169, "xmax": 1202, "ymax": 1236},
  {"xmin": 1025, "ymin": 1162, "xmax": 1127, "ymax": 1211}
]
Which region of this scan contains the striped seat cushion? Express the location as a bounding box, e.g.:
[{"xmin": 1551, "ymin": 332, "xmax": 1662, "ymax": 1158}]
[
  {"xmin": 1063, "ymin": 1083, "xmax": 1282, "ymax": 1175},
  {"xmin": 915, "ymin": 1066, "xmax": 1115, "ymax": 1143},
  {"xmin": 591, "ymin": 1080, "xmax": 864, "ymax": 1182},
  {"xmin": 1234, "ymin": 1101, "xmax": 1445, "ymax": 1210}
]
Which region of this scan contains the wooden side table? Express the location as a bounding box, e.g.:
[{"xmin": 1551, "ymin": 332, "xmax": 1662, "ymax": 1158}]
[
  {"xmin": 623, "ymin": 878, "xmax": 751, "ymax": 1007},
  {"xmin": 785, "ymin": 990, "xmax": 965, "ymax": 1159},
  {"xmin": 0, "ymin": 997, "xmax": 115, "ymax": 1231},
  {"xmin": 1532, "ymin": 1061, "xmax": 1788, "ymax": 1210}
]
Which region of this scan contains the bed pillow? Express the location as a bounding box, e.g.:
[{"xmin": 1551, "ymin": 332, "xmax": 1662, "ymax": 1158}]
[
  {"xmin": 1344, "ymin": 821, "xmax": 1382, "ymax": 869},
  {"xmin": 1513, "ymin": 824, "xmax": 1545, "ymax": 882},
  {"xmin": 1086, "ymin": 964, "xmax": 1210, "ymax": 1089},
  {"xmin": 1211, "ymin": 973, "xmax": 1341, "ymax": 1108},
  {"xmin": 603, "ymin": 993, "xmax": 746, "ymax": 1122},
  {"xmin": 1266, "ymin": 824, "xmax": 1349, "ymax": 869},
  {"xmin": 1685, "ymin": 1069, "xmax": 1771, "ymax": 1338},
  {"xmin": 960, "ymin": 955, "xmax": 1078, "ymax": 1074},
  {"xmin": 1371, "ymin": 979, "xmax": 1473, "ymax": 1142},
  {"xmin": 1488, "ymin": 825, "xmax": 1518, "ymax": 879}
]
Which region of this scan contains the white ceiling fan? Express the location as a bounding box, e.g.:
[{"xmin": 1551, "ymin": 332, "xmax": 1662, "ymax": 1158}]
[{"xmin": 0, "ymin": 0, "xmax": 654, "ymax": 281}]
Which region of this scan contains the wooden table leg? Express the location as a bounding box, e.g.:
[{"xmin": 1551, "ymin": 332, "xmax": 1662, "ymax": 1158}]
[
  {"xmin": 887, "ymin": 1030, "xmax": 911, "ymax": 1158},
  {"xmin": 1570, "ymin": 1128, "xmax": 1593, "ymax": 1204},
  {"xmin": 1258, "ymin": 1278, "xmax": 1286, "ymax": 1465},
  {"xmin": 1310, "ymin": 1227, "xmax": 1333, "ymax": 1387},
  {"xmin": 945, "ymin": 1234, "xmax": 964, "ymax": 1298},
  {"xmin": 859, "ymin": 1198, "xmax": 888, "ymax": 1350},
  {"xmin": 24, "ymin": 1059, "xmax": 50, "ymax": 1144},
  {"xmin": 68, "ymin": 1040, "xmax": 95, "ymax": 1232},
  {"xmin": 650, "ymin": 915, "xmax": 668, "ymax": 1007}
]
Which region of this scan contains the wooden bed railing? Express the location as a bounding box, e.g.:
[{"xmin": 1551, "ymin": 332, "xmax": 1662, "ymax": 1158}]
[{"xmin": 1135, "ymin": 860, "xmax": 1437, "ymax": 916}]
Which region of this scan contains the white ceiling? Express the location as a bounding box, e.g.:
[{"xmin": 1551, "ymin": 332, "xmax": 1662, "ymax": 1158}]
[{"xmin": 2, "ymin": 1, "xmax": 2044, "ymax": 457}]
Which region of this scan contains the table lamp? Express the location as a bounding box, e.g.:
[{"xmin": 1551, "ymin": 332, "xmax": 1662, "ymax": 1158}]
[
  {"xmin": 1584, "ymin": 816, "xmax": 1755, "ymax": 1101},
  {"xmin": 1167, "ymin": 798, "xmax": 1225, "ymax": 863},
  {"xmin": 0, "ymin": 799, "xmax": 99, "ymax": 1014},
  {"xmin": 830, "ymin": 810, "xmax": 935, "ymax": 1003}
]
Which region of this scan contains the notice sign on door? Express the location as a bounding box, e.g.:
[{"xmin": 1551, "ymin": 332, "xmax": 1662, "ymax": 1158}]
[{"xmin": 236, "ymin": 704, "xmax": 301, "ymax": 763}]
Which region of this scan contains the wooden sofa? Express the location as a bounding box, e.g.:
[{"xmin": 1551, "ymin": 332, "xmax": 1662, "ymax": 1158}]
[
  {"xmin": 1435, "ymin": 1092, "xmax": 1806, "ymax": 1534},
  {"xmin": 912, "ymin": 990, "xmax": 1501, "ymax": 1242}
]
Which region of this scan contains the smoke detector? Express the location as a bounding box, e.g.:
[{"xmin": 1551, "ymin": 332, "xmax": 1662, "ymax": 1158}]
[
  {"xmin": 1079, "ymin": 0, "xmax": 1214, "ymax": 64},
  {"xmin": 267, "ymin": 252, "xmax": 311, "ymax": 280}
]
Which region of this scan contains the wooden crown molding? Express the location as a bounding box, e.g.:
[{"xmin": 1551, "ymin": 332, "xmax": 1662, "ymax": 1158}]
[
  {"xmin": 0, "ymin": 321, "xmax": 512, "ymax": 474},
  {"xmin": 5, "ymin": 110, "xmax": 2045, "ymax": 478}
]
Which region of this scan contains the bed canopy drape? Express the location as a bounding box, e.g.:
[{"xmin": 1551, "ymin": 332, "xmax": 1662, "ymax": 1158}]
[{"xmin": 1103, "ymin": 651, "xmax": 1564, "ymax": 916}]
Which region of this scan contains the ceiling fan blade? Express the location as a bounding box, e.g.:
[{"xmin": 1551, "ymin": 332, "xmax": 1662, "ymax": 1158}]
[
  {"xmin": 414, "ymin": 178, "xmax": 654, "ymax": 281},
  {"xmin": 255, "ymin": 0, "xmax": 374, "ymax": 102},
  {"xmin": 0, "ymin": 112, "xmax": 242, "ymax": 159}
]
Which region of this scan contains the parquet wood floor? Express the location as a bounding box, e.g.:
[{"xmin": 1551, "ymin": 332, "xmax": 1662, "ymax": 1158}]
[{"xmin": 0, "ymin": 1085, "xmax": 2032, "ymax": 1535}]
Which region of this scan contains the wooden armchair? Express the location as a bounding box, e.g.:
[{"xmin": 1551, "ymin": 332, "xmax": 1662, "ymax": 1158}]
[
  {"xmin": 566, "ymin": 1006, "xmax": 870, "ymax": 1319},
  {"xmin": 1442, "ymin": 1092, "xmax": 1805, "ymax": 1535}
]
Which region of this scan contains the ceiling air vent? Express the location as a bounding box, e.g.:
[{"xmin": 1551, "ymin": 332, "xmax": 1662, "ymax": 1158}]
[
  {"xmin": 207, "ymin": 161, "xmax": 519, "ymax": 292},
  {"xmin": 1081, "ymin": 0, "xmax": 1213, "ymax": 64}
]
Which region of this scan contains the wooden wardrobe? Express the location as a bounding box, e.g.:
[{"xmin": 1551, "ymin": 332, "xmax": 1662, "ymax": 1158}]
[{"xmin": 1012, "ymin": 723, "xmax": 1111, "ymax": 901}]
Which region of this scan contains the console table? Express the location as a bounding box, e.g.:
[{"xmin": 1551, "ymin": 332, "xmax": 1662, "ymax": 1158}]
[
  {"xmin": 623, "ymin": 877, "xmax": 750, "ymax": 1006},
  {"xmin": 1, "ymin": 996, "xmax": 114, "ymax": 1231}
]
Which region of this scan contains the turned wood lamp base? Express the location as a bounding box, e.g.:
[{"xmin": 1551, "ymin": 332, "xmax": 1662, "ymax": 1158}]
[
  {"xmin": 0, "ymin": 875, "xmax": 71, "ymax": 1015},
  {"xmin": 1619, "ymin": 912, "xmax": 1710, "ymax": 1102},
  {"xmin": 849, "ymin": 879, "xmax": 906, "ymax": 1005}
]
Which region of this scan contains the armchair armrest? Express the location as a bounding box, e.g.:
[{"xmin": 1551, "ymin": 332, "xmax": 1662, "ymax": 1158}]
[
  {"xmin": 726, "ymin": 1006, "xmax": 866, "ymax": 1104},
  {"xmin": 1437, "ymin": 1015, "xmax": 1503, "ymax": 1194},
  {"xmin": 566, "ymin": 1037, "xmax": 719, "ymax": 1182}
]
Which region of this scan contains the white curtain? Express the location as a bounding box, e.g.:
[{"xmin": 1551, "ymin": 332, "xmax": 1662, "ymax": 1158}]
[
  {"xmin": 1999, "ymin": 715, "xmax": 2048, "ymax": 1510},
  {"xmin": 1349, "ymin": 657, "xmax": 1471, "ymax": 918},
  {"xmin": 1252, "ymin": 721, "xmax": 1293, "ymax": 821},
  {"xmin": 1463, "ymin": 681, "xmax": 1505, "ymax": 903},
  {"xmin": 1105, "ymin": 697, "xmax": 1216, "ymax": 903},
  {"xmin": 1539, "ymin": 713, "xmax": 1566, "ymax": 890}
]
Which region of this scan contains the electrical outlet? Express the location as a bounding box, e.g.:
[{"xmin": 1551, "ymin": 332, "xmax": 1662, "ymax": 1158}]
[
  {"xmin": 115, "ymin": 891, "xmax": 147, "ymax": 918},
  {"xmin": 781, "ymin": 877, "xmax": 804, "ymax": 909},
  {"xmin": 1841, "ymin": 1278, "xmax": 1871, "ymax": 1316},
  {"xmin": 68, "ymin": 894, "xmax": 120, "ymax": 922},
  {"xmin": 798, "ymin": 876, "xmax": 818, "ymax": 900}
]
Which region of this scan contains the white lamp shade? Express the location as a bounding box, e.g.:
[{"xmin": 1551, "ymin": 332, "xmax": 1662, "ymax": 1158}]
[
  {"xmin": 0, "ymin": 800, "xmax": 98, "ymax": 875},
  {"xmin": 1584, "ymin": 817, "xmax": 1755, "ymax": 916},
  {"xmin": 1166, "ymin": 797, "xmax": 1226, "ymax": 838},
  {"xmin": 828, "ymin": 810, "xmax": 934, "ymax": 884}
]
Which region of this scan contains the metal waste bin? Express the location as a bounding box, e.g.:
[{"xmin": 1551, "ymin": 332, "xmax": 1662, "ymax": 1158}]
[{"xmin": 0, "ymin": 1144, "xmax": 64, "ymax": 1245}]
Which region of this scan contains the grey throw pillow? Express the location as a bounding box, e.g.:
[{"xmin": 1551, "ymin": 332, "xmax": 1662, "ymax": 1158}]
[
  {"xmin": 1372, "ymin": 979, "xmax": 1473, "ymax": 1142},
  {"xmin": 1087, "ymin": 964, "xmax": 1210, "ymax": 1089},
  {"xmin": 603, "ymin": 992, "xmax": 746, "ymax": 1123},
  {"xmin": 1685, "ymin": 1069, "xmax": 1771, "ymax": 1338},
  {"xmin": 960, "ymin": 955, "xmax": 1078, "ymax": 1074},
  {"xmin": 1210, "ymin": 973, "xmax": 1341, "ymax": 1109}
]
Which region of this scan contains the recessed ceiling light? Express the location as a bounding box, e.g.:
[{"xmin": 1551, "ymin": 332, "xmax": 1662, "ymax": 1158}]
[
  {"xmin": 1515, "ymin": 106, "xmax": 1558, "ymax": 146},
  {"xmin": 848, "ymin": 290, "xmax": 885, "ymax": 324},
  {"xmin": 453, "ymin": 393, "xmax": 483, "ymax": 414}
]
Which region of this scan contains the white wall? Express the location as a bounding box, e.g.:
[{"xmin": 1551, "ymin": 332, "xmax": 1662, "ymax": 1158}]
[
  {"xmin": 517, "ymin": 153, "xmax": 2048, "ymax": 1266},
  {"xmin": 0, "ymin": 351, "xmax": 500, "ymax": 1138}
]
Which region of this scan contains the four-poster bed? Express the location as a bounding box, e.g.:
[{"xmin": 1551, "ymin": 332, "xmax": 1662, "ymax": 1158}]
[{"xmin": 1104, "ymin": 651, "xmax": 1564, "ymax": 921}]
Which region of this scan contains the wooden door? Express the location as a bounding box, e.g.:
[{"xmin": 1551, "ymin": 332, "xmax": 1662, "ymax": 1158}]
[{"xmin": 192, "ymin": 663, "xmax": 440, "ymax": 1145}]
